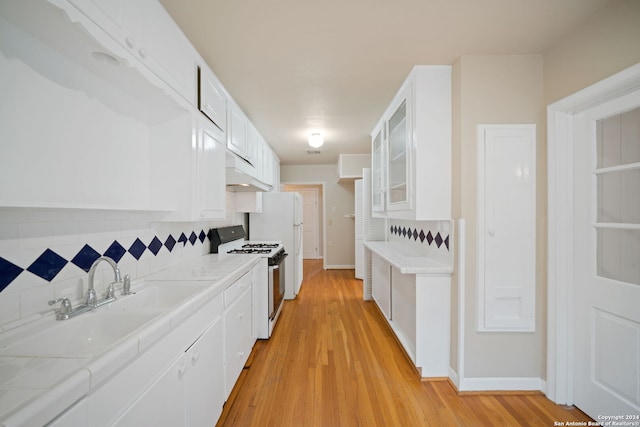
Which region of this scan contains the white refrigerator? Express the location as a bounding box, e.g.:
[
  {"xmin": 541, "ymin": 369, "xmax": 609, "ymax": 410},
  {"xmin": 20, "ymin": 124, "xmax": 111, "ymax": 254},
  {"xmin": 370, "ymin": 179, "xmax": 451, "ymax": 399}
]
[{"xmin": 249, "ymin": 192, "xmax": 303, "ymax": 299}]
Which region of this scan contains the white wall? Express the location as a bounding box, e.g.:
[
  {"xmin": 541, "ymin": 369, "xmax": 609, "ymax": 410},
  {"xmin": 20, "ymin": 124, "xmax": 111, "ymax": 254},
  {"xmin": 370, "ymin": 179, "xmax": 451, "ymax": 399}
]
[{"xmin": 452, "ymin": 54, "xmax": 545, "ymax": 381}]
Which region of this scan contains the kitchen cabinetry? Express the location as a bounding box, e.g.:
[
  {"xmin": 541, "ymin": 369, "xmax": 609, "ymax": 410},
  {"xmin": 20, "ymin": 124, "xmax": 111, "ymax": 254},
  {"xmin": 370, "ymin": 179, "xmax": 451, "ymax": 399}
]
[
  {"xmin": 63, "ymin": 0, "xmax": 197, "ymax": 105},
  {"xmin": 47, "ymin": 398, "xmax": 89, "ymax": 427},
  {"xmin": 150, "ymin": 113, "xmax": 225, "ymax": 220},
  {"xmin": 112, "ymin": 354, "xmax": 186, "ymax": 426},
  {"xmin": 198, "ymin": 64, "xmax": 227, "ymax": 132},
  {"xmin": 111, "ymin": 306, "xmax": 224, "ymax": 427},
  {"xmin": 365, "ymin": 242, "xmax": 452, "ymax": 378},
  {"xmin": 198, "ymin": 120, "xmax": 227, "ymax": 219},
  {"xmin": 81, "ymin": 292, "xmax": 225, "ymax": 426},
  {"xmin": 371, "ymin": 252, "xmax": 391, "ymax": 319},
  {"xmin": 371, "ymin": 122, "xmax": 386, "ymax": 213},
  {"xmin": 389, "ymin": 270, "xmax": 451, "ymax": 377},
  {"xmin": 371, "ymin": 66, "xmax": 451, "ymax": 220},
  {"xmin": 223, "ymin": 271, "xmax": 253, "ymax": 399},
  {"xmin": 337, "ymin": 154, "xmax": 371, "ymax": 182},
  {"xmin": 387, "ymin": 94, "xmax": 409, "ymax": 209},
  {"xmin": 227, "ymin": 101, "xmax": 249, "ymax": 161}
]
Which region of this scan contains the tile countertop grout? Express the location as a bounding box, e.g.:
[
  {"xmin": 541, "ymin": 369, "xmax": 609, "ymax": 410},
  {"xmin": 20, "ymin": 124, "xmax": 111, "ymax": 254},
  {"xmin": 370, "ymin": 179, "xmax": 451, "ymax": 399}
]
[
  {"xmin": 0, "ymin": 253, "xmax": 261, "ymax": 426},
  {"xmin": 363, "ymin": 241, "xmax": 453, "ymax": 275}
]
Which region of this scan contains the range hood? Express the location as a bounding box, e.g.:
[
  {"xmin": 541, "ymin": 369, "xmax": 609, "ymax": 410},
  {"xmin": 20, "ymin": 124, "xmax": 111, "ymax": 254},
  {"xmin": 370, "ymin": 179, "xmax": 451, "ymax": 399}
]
[{"xmin": 226, "ymin": 152, "xmax": 270, "ymax": 192}]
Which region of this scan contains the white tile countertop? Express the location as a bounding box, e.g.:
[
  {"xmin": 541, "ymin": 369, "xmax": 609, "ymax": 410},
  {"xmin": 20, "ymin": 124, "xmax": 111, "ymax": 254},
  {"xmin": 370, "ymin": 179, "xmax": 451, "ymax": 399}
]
[
  {"xmin": 364, "ymin": 241, "xmax": 453, "ymax": 275},
  {"xmin": 0, "ymin": 253, "xmax": 260, "ymax": 426}
]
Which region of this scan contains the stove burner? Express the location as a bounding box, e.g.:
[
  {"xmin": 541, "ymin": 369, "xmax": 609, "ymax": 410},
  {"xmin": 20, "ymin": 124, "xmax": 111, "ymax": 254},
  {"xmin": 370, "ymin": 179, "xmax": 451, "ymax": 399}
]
[
  {"xmin": 227, "ymin": 248, "xmax": 273, "ymax": 254},
  {"xmin": 242, "ymin": 243, "xmax": 279, "ymax": 249}
]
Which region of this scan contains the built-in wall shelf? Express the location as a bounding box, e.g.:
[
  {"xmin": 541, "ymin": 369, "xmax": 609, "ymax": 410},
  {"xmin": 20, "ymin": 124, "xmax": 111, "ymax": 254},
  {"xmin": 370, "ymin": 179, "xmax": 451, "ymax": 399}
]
[{"xmin": 337, "ymin": 154, "xmax": 371, "ymax": 182}]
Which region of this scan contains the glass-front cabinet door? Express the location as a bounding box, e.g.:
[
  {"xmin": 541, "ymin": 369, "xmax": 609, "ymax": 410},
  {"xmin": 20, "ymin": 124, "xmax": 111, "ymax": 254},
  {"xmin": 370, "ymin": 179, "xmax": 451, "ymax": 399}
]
[
  {"xmin": 371, "ymin": 123, "xmax": 386, "ymax": 212},
  {"xmin": 387, "ymin": 92, "xmax": 410, "ymax": 210}
]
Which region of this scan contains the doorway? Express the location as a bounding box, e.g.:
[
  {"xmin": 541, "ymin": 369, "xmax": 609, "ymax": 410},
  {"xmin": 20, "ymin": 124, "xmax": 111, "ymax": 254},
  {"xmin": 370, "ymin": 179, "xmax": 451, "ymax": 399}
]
[
  {"xmin": 547, "ymin": 63, "xmax": 640, "ymax": 417},
  {"xmin": 283, "ymin": 184, "xmax": 323, "ymax": 261}
]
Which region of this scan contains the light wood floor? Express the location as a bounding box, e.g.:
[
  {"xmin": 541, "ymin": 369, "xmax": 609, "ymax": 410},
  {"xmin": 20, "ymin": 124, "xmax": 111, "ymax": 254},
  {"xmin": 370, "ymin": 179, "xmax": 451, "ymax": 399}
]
[{"xmin": 217, "ymin": 259, "xmax": 590, "ymax": 426}]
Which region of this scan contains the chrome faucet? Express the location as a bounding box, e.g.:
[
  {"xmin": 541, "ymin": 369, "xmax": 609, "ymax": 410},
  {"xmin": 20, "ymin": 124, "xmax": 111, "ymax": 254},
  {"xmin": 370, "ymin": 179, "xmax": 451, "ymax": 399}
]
[{"xmin": 86, "ymin": 256, "xmax": 122, "ymax": 307}]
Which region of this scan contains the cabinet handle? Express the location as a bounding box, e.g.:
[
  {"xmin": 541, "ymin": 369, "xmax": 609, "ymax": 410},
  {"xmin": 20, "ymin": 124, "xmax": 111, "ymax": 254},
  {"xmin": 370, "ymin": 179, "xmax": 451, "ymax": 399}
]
[
  {"xmin": 238, "ymin": 351, "xmax": 245, "ymax": 358},
  {"xmin": 178, "ymin": 363, "xmax": 187, "ymax": 377},
  {"xmin": 487, "ymin": 229, "xmax": 495, "ymax": 237},
  {"xmin": 125, "ymin": 36, "xmax": 136, "ymax": 49},
  {"xmin": 192, "ymin": 351, "xmax": 200, "ymax": 364},
  {"xmin": 238, "ymin": 311, "xmax": 244, "ymax": 319}
]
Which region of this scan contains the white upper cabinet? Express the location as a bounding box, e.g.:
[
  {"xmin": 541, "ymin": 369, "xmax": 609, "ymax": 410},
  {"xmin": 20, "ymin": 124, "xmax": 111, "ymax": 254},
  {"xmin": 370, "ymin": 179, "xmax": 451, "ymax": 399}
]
[
  {"xmin": 198, "ymin": 65, "xmax": 227, "ymax": 132},
  {"xmin": 227, "ymin": 101, "xmax": 249, "ymax": 161},
  {"xmin": 371, "ymin": 121, "xmax": 386, "ymax": 213},
  {"xmin": 371, "ymin": 66, "xmax": 452, "ymax": 220},
  {"xmin": 62, "ymin": 0, "xmax": 197, "ymax": 105},
  {"xmin": 198, "ymin": 119, "xmax": 227, "ymax": 220},
  {"xmin": 149, "ymin": 113, "xmax": 225, "ymax": 220}
]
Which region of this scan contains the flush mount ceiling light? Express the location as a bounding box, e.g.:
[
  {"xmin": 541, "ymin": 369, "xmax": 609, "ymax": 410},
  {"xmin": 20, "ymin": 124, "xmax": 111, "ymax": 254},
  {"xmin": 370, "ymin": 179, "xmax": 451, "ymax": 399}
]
[{"xmin": 308, "ymin": 132, "xmax": 324, "ymax": 148}]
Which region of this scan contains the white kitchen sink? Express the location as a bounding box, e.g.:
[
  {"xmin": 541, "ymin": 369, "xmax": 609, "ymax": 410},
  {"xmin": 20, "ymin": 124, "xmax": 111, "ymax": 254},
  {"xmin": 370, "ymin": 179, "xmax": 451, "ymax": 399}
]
[
  {"xmin": 0, "ymin": 310, "xmax": 160, "ymax": 358},
  {"xmin": 110, "ymin": 282, "xmax": 207, "ymax": 311}
]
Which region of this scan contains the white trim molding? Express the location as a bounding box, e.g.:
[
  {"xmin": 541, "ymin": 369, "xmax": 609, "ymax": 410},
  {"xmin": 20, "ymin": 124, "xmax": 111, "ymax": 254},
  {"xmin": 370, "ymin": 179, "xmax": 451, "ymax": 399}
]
[
  {"xmin": 546, "ymin": 62, "xmax": 640, "ymax": 405},
  {"xmin": 459, "ymin": 377, "xmax": 545, "ymax": 393}
]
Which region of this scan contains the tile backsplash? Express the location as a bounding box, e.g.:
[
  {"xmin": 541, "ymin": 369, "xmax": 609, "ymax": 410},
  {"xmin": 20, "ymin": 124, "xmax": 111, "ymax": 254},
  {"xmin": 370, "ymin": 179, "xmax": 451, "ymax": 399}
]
[
  {"xmin": 0, "ymin": 198, "xmax": 241, "ymax": 330},
  {"xmin": 388, "ymin": 219, "xmax": 453, "ymax": 266}
]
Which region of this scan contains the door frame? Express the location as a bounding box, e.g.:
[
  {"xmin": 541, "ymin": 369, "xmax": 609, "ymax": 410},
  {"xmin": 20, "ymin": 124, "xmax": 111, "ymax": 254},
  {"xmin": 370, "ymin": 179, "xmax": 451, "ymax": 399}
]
[
  {"xmin": 281, "ymin": 181, "xmax": 326, "ymax": 270},
  {"xmin": 546, "ymin": 63, "xmax": 640, "ymax": 405}
]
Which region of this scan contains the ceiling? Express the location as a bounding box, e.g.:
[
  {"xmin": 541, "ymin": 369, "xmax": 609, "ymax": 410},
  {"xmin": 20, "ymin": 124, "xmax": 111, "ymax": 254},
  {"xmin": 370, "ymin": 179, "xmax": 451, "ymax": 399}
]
[{"xmin": 159, "ymin": 0, "xmax": 612, "ymax": 165}]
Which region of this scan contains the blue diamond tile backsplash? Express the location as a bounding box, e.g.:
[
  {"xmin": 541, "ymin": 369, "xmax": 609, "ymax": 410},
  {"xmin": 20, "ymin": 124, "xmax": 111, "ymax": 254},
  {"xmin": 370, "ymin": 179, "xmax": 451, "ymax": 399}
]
[
  {"xmin": 0, "ymin": 228, "xmax": 211, "ymax": 289},
  {"xmin": 0, "ymin": 206, "xmax": 240, "ymax": 328},
  {"xmin": 389, "ymin": 224, "xmax": 450, "ymax": 251}
]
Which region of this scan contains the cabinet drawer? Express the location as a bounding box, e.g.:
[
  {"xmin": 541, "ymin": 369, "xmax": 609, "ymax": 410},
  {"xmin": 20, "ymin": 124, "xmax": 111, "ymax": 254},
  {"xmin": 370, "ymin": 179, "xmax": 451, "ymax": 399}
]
[
  {"xmin": 224, "ymin": 271, "xmax": 251, "ymax": 307},
  {"xmin": 224, "ymin": 287, "xmax": 252, "ymax": 398}
]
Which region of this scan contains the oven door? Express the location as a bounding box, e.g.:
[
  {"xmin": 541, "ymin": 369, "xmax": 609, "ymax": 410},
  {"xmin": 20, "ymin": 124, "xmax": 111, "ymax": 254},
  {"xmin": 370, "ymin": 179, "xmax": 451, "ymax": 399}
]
[{"xmin": 269, "ymin": 253, "xmax": 287, "ymax": 320}]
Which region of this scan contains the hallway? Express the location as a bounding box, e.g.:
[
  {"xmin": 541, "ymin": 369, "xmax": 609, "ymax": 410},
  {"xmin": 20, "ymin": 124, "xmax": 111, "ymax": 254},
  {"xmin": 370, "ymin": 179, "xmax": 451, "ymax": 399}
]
[{"xmin": 217, "ymin": 260, "xmax": 590, "ymax": 426}]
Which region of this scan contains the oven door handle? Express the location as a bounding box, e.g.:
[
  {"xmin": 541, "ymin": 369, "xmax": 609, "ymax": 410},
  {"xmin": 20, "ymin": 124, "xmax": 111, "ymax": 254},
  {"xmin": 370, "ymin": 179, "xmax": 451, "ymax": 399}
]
[{"xmin": 271, "ymin": 252, "xmax": 288, "ymax": 267}]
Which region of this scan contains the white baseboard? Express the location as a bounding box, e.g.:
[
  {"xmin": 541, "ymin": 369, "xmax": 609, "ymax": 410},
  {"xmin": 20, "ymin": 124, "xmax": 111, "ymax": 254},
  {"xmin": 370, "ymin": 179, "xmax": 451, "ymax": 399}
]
[
  {"xmin": 325, "ymin": 264, "xmax": 355, "ymax": 269},
  {"xmin": 448, "ymin": 367, "xmax": 460, "ymax": 389},
  {"xmin": 458, "ymin": 377, "xmax": 544, "ymax": 392}
]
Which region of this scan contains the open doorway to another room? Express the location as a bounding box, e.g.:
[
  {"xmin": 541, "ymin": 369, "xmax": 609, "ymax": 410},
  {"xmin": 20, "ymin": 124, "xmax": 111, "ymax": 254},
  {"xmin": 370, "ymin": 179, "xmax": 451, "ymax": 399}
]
[{"xmin": 283, "ymin": 184, "xmax": 324, "ymax": 264}]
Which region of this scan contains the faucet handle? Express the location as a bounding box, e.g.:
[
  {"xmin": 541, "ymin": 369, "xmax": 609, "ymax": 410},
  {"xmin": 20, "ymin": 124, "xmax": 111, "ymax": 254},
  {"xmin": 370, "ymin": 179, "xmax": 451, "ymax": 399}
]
[
  {"xmin": 122, "ymin": 275, "xmax": 132, "ymax": 295},
  {"xmin": 105, "ymin": 282, "xmax": 117, "ymax": 299},
  {"xmin": 85, "ymin": 288, "xmax": 97, "ymax": 307},
  {"xmin": 48, "ymin": 298, "xmax": 72, "ymax": 314},
  {"xmin": 115, "ymin": 266, "xmax": 122, "ymax": 283}
]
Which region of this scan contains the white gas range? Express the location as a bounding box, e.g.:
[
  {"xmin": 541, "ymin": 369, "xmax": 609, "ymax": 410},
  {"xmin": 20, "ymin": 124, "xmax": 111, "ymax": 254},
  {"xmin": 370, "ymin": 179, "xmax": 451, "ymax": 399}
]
[{"xmin": 210, "ymin": 226, "xmax": 286, "ymax": 338}]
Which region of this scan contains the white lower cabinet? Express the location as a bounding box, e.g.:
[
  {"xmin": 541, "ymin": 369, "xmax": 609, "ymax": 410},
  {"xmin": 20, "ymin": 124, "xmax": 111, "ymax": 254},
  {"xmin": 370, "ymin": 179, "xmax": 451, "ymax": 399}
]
[
  {"xmin": 185, "ymin": 320, "xmax": 224, "ymax": 427},
  {"xmin": 47, "ymin": 398, "xmax": 89, "ymax": 427},
  {"xmin": 223, "ymin": 272, "xmax": 253, "ymax": 399},
  {"xmin": 370, "ymin": 253, "xmax": 452, "ymax": 378},
  {"xmin": 113, "ymin": 319, "xmax": 224, "ymax": 427},
  {"xmin": 371, "ymin": 252, "xmax": 391, "ymax": 320},
  {"xmin": 112, "ymin": 354, "xmax": 186, "ymax": 427}
]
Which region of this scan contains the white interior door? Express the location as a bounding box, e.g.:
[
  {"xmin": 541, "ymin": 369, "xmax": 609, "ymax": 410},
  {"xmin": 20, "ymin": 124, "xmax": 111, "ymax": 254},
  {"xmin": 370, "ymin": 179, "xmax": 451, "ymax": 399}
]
[{"xmin": 573, "ymin": 97, "xmax": 640, "ymax": 419}]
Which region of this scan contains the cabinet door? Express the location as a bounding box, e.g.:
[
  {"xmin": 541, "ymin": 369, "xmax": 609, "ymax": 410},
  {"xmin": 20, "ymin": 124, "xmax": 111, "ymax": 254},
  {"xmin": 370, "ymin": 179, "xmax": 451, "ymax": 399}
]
[
  {"xmin": 199, "ymin": 66, "xmax": 227, "ymax": 132},
  {"xmin": 65, "ymin": 0, "xmax": 128, "ymax": 45},
  {"xmin": 227, "ymin": 104, "xmax": 248, "ymax": 160},
  {"xmin": 371, "ymin": 123, "xmax": 386, "ymax": 212},
  {"xmin": 371, "ymin": 252, "xmax": 391, "ymax": 319},
  {"xmin": 186, "ymin": 319, "xmax": 224, "ymax": 427},
  {"xmin": 47, "ymin": 398, "xmax": 88, "ymax": 427},
  {"xmin": 113, "ymin": 355, "xmax": 186, "ymax": 427},
  {"xmin": 386, "ymin": 86, "xmax": 411, "ymax": 210},
  {"xmin": 199, "ymin": 122, "xmax": 226, "ymax": 219},
  {"xmin": 224, "ymin": 287, "xmax": 253, "ymax": 399},
  {"xmin": 124, "ymin": 0, "xmax": 196, "ymax": 105}
]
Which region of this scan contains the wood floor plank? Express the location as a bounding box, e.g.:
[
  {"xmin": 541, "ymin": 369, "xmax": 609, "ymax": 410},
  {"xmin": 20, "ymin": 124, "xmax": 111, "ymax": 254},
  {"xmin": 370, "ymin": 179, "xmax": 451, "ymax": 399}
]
[{"xmin": 216, "ymin": 259, "xmax": 591, "ymax": 426}]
